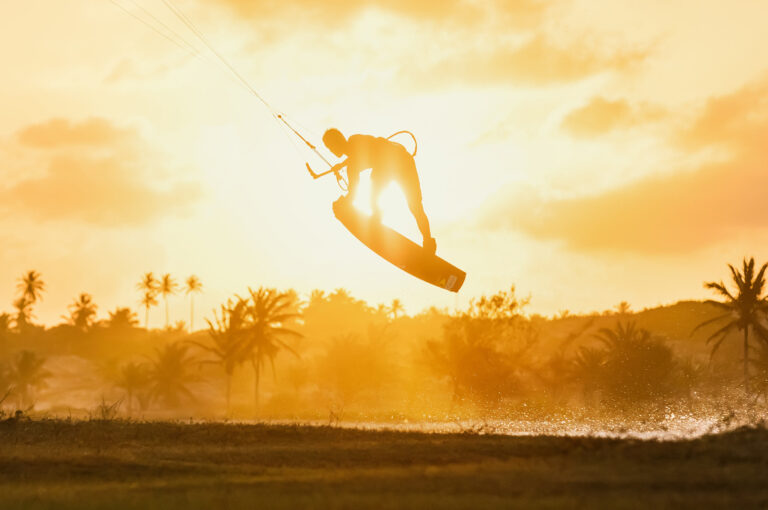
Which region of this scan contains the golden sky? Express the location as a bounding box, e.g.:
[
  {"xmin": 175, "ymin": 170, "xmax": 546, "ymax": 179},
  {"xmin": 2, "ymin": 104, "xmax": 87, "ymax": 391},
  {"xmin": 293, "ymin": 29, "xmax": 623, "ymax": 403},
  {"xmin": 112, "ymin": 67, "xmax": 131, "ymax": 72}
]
[{"xmin": 2, "ymin": 0, "xmax": 768, "ymax": 326}]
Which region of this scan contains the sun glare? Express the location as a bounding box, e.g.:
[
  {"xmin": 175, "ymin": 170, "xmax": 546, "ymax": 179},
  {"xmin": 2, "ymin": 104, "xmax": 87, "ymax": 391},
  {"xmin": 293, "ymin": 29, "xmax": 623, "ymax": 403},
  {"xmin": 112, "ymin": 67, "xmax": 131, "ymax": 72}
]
[{"xmin": 351, "ymin": 175, "xmax": 423, "ymax": 242}]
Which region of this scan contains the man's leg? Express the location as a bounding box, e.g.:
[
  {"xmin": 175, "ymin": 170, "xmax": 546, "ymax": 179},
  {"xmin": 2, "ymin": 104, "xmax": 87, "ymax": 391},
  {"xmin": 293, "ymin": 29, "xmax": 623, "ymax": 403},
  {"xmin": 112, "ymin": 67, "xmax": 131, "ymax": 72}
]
[
  {"xmin": 399, "ymin": 157, "xmax": 436, "ymax": 252},
  {"xmin": 407, "ymin": 196, "xmax": 436, "ymax": 253},
  {"xmin": 370, "ymin": 177, "xmax": 384, "ymax": 223}
]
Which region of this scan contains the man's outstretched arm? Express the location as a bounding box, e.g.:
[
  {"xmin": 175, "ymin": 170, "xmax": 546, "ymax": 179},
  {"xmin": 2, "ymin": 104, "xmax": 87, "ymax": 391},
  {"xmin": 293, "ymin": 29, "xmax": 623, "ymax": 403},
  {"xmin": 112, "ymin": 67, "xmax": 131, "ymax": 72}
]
[{"xmin": 331, "ymin": 159, "xmax": 348, "ymax": 173}]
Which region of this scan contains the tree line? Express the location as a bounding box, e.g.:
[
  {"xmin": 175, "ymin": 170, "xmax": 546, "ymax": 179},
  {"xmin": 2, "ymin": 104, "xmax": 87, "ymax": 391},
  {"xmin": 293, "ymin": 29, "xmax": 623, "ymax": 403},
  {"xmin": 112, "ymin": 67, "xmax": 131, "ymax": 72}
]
[{"xmin": 2, "ymin": 258, "xmax": 768, "ymax": 419}]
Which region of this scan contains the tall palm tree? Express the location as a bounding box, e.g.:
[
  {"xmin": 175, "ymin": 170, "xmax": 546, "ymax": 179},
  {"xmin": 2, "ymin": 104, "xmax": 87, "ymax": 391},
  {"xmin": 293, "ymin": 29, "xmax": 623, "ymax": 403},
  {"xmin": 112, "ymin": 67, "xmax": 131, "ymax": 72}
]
[
  {"xmin": 389, "ymin": 299, "xmax": 404, "ymax": 320},
  {"xmin": 137, "ymin": 273, "xmax": 158, "ymax": 329},
  {"xmin": 185, "ymin": 275, "xmax": 203, "ymax": 331},
  {"xmin": 17, "ymin": 270, "xmax": 45, "ymax": 304},
  {"xmin": 148, "ymin": 342, "xmax": 198, "ymax": 408},
  {"xmin": 139, "ymin": 291, "xmax": 158, "ymax": 330},
  {"xmin": 13, "ymin": 296, "xmax": 32, "ymax": 332},
  {"xmin": 10, "ymin": 350, "xmax": 51, "ymax": 409},
  {"xmin": 14, "ymin": 271, "xmax": 44, "ymax": 333},
  {"xmin": 66, "ymin": 293, "xmax": 98, "ymax": 332},
  {"xmin": 0, "ymin": 313, "xmax": 12, "ymax": 344},
  {"xmin": 693, "ymin": 257, "xmax": 768, "ymax": 395},
  {"xmin": 115, "ymin": 361, "xmax": 150, "ymax": 417},
  {"xmin": 159, "ymin": 274, "xmax": 178, "ymax": 328},
  {"xmin": 193, "ymin": 300, "xmax": 247, "ymax": 414},
  {"xmin": 242, "ymin": 287, "xmax": 301, "ymax": 413}
]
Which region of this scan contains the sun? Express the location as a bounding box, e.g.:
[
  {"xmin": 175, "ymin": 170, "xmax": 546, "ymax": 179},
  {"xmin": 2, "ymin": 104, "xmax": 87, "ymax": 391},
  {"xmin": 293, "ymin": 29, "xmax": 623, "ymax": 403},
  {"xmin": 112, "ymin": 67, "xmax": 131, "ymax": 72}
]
[{"xmin": 352, "ymin": 174, "xmax": 423, "ymax": 242}]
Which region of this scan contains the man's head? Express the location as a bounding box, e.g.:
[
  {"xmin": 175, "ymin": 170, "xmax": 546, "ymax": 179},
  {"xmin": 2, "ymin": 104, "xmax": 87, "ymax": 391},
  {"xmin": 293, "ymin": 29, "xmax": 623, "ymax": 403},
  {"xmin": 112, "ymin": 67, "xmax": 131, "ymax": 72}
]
[{"xmin": 323, "ymin": 128, "xmax": 347, "ymax": 157}]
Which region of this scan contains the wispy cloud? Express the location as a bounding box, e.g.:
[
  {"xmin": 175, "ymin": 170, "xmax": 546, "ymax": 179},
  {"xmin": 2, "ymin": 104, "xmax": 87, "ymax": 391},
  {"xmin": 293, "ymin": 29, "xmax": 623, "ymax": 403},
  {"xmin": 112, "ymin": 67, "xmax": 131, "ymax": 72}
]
[
  {"xmin": 478, "ymin": 76, "xmax": 768, "ymax": 253},
  {"xmin": 3, "ymin": 117, "xmax": 202, "ymax": 226},
  {"xmin": 17, "ymin": 118, "xmax": 132, "ymax": 148},
  {"xmin": 402, "ymin": 36, "xmax": 647, "ymax": 89},
  {"xmin": 203, "ymin": 0, "xmax": 549, "ymax": 26},
  {"xmin": 561, "ymin": 97, "xmax": 665, "ymax": 137}
]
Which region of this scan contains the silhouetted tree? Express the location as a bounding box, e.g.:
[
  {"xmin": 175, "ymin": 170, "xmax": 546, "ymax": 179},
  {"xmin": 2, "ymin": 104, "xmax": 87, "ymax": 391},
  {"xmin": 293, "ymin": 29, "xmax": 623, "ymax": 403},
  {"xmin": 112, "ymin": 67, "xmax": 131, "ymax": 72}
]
[
  {"xmin": 185, "ymin": 275, "xmax": 203, "ymax": 331},
  {"xmin": 615, "ymin": 301, "xmax": 632, "ymax": 316},
  {"xmin": 0, "ymin": 362, "xmax": 11, "ymax": 406},
  {"xmin": 66, "ymin": 293, "xmax": 97, "ymax": 332},
  {"xmin": 242, "ymin": 287, "xmax": 301, "ymax": 413},
  {"xmin": 115, "ymin": 361, "xmax": 150, "ymax": 417},
  {"xmin": 148, "ymin": 342, "xmax": 198, "ymax": 408},
  {"xmin": 137, "ymin": 272, "xmax": 159, "ymax": 329},
  {"xmin": 0, "ymin": 313, "xmax": 12, "ymax": 353},
  {"xmin": 568, "ymin": 346, "xmax": 605, "ymax": 402},
  {"xmin": 693, "ymin": 257, "xmax": 768, "ymax": 394},
  {"xmin": 13, "ymin": 297, "xmax": 32, "ymax": 332},
  {"xmin": 9, "ymin": 350, "xmax": 50, "ymax": 409},
  {"xmin": 159, "ymin": 273, "xmax": 178, "ymax": 328},
  {"xmin": 317, "ymin": 332, "xmax": 390, "ymax": 405},
  {"xmin": 426, "ymin": 287, "xmax": 537, "ymax": 409},
  {"xmin": 139, "ymin": 291, "xmax": 158, "ymax": 330},
  {"xmin": 106, "ymin": 307, "xmax": 139, "ymax": 330},
  {"xmin": 195, "ymin": 300, "xmax": 247, "ymax": 414},
  {"xmin": 17, "ymin": 270, "xmax": 45, "ymax": 304},
  {"xmin": 389, "ymin": 299, "xmax": 404, "ymax": 320},
  {"xmin": 591, "ymin": 321, "xmax": 678, "ymax": 406}
]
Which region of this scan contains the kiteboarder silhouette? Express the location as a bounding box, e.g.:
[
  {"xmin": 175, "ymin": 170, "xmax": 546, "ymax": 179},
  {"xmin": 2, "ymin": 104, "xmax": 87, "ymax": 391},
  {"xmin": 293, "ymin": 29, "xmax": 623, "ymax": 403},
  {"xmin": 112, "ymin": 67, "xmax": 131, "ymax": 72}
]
[{"xmin": 322, "ymin": 128, "xmax": 437, "ymax": 254}]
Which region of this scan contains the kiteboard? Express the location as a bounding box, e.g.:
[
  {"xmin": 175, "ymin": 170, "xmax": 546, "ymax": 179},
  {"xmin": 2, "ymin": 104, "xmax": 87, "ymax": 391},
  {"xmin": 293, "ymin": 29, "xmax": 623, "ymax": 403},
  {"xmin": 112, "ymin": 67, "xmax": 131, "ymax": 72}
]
[{"xmin": 332, "ymin": 197, "xmax": 466, "ymax": 292}]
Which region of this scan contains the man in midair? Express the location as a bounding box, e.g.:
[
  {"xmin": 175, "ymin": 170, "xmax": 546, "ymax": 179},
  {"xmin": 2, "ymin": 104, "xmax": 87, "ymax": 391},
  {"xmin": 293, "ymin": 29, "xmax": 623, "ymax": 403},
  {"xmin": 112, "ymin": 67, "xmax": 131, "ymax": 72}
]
[{"xmin": 323, "ymin": 128, "xmax": 437, "ymax": 254}]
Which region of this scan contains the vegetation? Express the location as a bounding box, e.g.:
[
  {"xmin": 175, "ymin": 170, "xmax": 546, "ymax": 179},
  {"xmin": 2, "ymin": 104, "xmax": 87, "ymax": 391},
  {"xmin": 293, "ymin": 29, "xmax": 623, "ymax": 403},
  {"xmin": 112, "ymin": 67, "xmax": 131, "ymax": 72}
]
[
  {"xmin": 0, "ymin": 261, "xmax": 767, "ymax": 422},
  {"xmin": 693, "ymin": 257, "xmax": 768, "ymax": 394}
]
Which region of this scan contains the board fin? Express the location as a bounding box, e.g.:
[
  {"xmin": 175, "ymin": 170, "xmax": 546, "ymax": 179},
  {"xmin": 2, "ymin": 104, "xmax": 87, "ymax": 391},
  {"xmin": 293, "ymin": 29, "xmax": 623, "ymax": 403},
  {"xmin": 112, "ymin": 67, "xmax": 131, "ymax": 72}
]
[{"xmin": 333, "ymin": 198, "xmax": 466, "ymax": 292}]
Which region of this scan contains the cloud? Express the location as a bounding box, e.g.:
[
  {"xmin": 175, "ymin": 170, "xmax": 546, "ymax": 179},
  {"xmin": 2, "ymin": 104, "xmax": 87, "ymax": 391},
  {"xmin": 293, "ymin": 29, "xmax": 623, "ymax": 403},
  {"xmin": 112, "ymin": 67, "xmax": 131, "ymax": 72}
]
[
  {"xmin": 204, "ymin": 0, "xmax": 548, "ymax": 26},
  {"xmin": 478, "ymin": 76, "xmax": 768, "ymax": 253},
  {"xmin": 680, "ymin": 77, "xmax": 768, "ymax": 151},
  {"xmin": 200, "ymin": 0, "xmax": 641, "ymax": 89},
  {"xmin": 3, "ymin": 118, "xmax": 202, "ymax": 226},
  {"xmin": 403, "ymin": 36, "xmax": 646, "ymax": 88},
  {"xmin": 2, "ymin": 156, "xmax": 201, "ymax": 226},
  {"xmin": 16, "ymin": 118, "xmax": 133, "ymax": 148},
  {"xmin": 561, "ymin": 97, "xmax": 665, "ymax": 137}
]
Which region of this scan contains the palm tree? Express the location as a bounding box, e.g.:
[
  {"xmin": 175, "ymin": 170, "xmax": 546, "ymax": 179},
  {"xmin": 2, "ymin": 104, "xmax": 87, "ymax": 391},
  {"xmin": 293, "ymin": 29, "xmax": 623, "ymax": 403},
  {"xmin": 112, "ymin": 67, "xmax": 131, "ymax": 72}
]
[
  {"xmin": 242, "ymin": 288, "xmax": 301, "ymax": 413},
  {"xmin": 106, "ymin": 307, "xmax": 139, "ymax": 329},
  {"xmin": 148, "ymin": 342, "xmax": 198, "ymax": 408},
  {"xmin": 0, "ymin": 313, "xmax": 12, "ymax": 346},
  {"xmin": 9, "ymin": 350, "xmax": 51, "ymax": 409},
  {"xmin": 159, "ymin": 274, "xmax": 178, "ymax": 328},
  {"xmin": 115, "ymin": 361, "xmax": 150, "ymax": 417},
  {"xmin": 693, "ymin": 257, "xmax": 768, "ymax": 395},
  {"xmin": 185, "ymin": 275, "xmax": 203, "ymax": 331},
  {"xmin": 568, "ymin": 345, "xmax": 605, "ymax": 402},
  {"xmin": 389, "ymin": 299, "xmax": 404, "ymax": 320},
  {"xmin": 139, "ymin": 291, "xmax": 158, "ymax": 329},
  {"xmin": 615, "ymin": 301, "xmax": 632, "ymax": 316},
  {"xmin": 13, "ymin": 297, "xmax": 32, "ymax": 332},
  {"xmin": 137, "ymin": 273, "xmax": 158, "ymax": 329},
  {"xmin": 66, "ymin": 293, "xmax": 98, "ymax": 332},
  {"xmin": 17, "ymin": 270, "xmax": 45, "ymax": 304},
  {"xmin": 193, "ymin": 300, "xmax": 247, "ymax": 414},
  {"xmin": 594, "ymin": 320, "xmax": 649, "ymax": 350}
]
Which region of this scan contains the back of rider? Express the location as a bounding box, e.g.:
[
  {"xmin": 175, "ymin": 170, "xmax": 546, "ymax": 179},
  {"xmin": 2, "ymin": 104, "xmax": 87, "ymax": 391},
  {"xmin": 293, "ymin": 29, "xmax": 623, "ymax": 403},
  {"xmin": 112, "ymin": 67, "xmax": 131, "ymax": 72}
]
[{"xmin": 347, "ymin": 134, "xmax": 412, "ymax": 184}]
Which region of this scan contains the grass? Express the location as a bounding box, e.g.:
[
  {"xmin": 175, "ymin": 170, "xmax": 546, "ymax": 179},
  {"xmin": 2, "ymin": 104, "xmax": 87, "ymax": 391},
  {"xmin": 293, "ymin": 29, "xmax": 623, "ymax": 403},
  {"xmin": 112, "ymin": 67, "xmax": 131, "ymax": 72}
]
[{"xmin": 0, "ymin": 419, "xmax": 767, "ymax": 509}]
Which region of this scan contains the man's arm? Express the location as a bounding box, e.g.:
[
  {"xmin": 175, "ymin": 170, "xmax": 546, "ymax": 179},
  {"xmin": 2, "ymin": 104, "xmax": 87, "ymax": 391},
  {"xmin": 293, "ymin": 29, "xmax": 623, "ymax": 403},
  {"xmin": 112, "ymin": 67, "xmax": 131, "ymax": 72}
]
[{"xmin": 331, "ymin": 159, "xmax": 348, "ymax": 173}]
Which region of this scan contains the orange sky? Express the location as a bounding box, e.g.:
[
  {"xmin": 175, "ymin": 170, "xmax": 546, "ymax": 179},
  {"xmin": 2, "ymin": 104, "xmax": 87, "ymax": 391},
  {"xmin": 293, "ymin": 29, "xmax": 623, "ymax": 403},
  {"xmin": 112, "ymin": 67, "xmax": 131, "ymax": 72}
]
[{"xmin": 2, "ymin": 0, "xmax": 768, "ymax": 327}]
